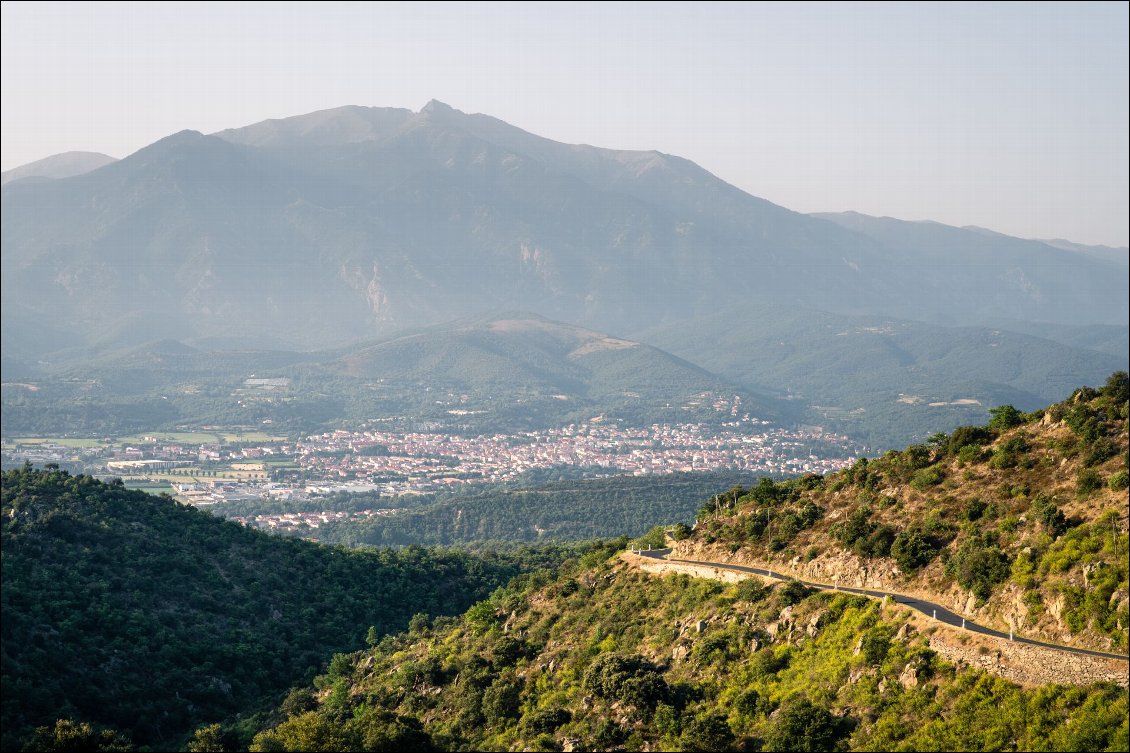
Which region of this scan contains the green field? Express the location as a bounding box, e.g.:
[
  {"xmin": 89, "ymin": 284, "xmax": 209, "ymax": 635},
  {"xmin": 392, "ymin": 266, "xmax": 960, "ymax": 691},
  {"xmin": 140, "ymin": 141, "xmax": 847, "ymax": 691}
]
[
  {"xmin": 221, "ymin": 431, "xmax": 288, "ymax": 443},
  {"xmin": 263, "ymin": 459, "xmax": 300, "ymax": 468},
  {"xmin": 130, "ymin": 486, "xmax": 174, "ymax": 495},
  {"xmin": 9, "ymin": 437, "xmax": 104, "ymax": 448}
]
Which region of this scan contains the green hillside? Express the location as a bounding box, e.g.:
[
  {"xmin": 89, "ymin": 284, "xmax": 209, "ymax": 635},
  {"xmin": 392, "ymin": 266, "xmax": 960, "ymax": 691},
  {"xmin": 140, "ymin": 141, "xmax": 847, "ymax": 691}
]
[
  {"xmin": 683, "ymin": 372, "xmax": 1129, "ymax": 653},
  {"xmin": 0, "ymin": 467, "xmax": 576, "ymax": 750},
  {"xmin": 2, "ymin": 312, "xmax": 775, "ymax": 436},
  {"xmin": 244, "ymin": 536, "xmax": 1127, "ymax": 752},
  {"xmin": 640, "ymin": 304, "xmax": 1126, "ymax": 449}
]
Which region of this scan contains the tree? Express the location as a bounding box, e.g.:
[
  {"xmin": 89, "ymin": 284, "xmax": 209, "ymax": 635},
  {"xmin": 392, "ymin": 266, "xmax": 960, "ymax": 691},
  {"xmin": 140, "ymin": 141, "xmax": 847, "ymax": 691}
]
[
  {"xmin": 249, "ymin": 712, "xmax": 357, "ymax": 752},
  {"xmin": 679, "ymin": 713, "xmax": 735, "ymax": 751},
  {"xmin": 763, "ymin": 699, "xmax": 843, "ymax": 752},
  {"xmin": 186, "ymin": 724, "xmax": 226, "ymax": 752},
  {"xmin": 988, "ymin": 405, "xmax": 1024, "ymax": 432}
]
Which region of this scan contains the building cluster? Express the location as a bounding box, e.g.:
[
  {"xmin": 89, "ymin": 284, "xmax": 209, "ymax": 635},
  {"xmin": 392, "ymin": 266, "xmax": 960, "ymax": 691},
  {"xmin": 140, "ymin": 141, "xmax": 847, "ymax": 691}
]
[
  {"xmin": 3, "ymin": 420, "xmax": 858, "ymax": 508},
  {"xmin": 296, "ymin": 421, "xmax": 856, "ymax": 496}
]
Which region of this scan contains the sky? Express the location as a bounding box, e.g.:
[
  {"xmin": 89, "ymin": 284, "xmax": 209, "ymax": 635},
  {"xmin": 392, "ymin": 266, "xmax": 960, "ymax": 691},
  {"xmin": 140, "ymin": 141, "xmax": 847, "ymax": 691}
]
[{"xmin": 2, "ymin": 1, "xmax": 1127, "ymax": 246}]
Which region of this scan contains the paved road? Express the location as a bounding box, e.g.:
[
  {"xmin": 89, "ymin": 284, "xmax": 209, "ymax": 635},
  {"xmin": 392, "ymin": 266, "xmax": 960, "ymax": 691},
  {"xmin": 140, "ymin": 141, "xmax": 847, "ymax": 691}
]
[{"xmin": 636, "ymin": 549, "xmax": 1129, "ymax": 663}]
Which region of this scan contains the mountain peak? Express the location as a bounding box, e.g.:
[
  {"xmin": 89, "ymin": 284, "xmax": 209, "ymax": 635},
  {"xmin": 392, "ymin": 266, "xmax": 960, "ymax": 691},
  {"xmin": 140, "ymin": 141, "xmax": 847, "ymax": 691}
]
[{"xmin": 420, "ymin": 99, "xmax": 458, "ymax": 115}]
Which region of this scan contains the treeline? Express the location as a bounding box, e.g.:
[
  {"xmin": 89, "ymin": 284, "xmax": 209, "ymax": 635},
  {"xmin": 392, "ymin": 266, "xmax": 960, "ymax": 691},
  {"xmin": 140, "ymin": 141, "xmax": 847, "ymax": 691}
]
[{"xmin": 0, "ymin": 466, "xmax": 583, "ymax": 750}]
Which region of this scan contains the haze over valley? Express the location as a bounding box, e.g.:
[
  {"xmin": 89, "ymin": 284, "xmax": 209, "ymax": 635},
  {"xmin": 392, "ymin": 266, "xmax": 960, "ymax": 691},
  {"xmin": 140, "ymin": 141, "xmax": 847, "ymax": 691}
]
[{"xmin": 3, "ymin": 102, "xmax": 1126, "ymax": 454}]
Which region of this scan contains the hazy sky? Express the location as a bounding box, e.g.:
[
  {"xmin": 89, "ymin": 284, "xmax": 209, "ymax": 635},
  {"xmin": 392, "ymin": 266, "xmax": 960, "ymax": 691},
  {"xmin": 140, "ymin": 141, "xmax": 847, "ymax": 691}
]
[{"xmin": 2, "ymin": 1, "xmax": 1127, "ymax": 246}]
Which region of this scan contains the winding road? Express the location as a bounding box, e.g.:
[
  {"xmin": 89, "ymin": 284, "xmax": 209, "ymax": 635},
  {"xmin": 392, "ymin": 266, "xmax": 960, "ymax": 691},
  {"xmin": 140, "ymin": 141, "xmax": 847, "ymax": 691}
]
[{"xmin": 636, "ymin": 549, "xmax": 1129, "ymax": 663}]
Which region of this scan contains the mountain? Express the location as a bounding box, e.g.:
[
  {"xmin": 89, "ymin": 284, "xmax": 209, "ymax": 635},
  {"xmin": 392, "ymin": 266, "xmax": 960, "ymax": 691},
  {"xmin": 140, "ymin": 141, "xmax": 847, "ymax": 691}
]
[
  {"xmin": 239, "ymin": 378, "xmax": 1128, "ymax": 753},
  {"xmin": 811, "ymin": 212, "xmax": 1127, "ymax": 327},
  {"xmin": 0, "ymin": 151, "xmax": 118, "ymax": 186},
  {"xmin": 0, "ymin": 465, "xmax": 575, "ymax": 750},
  {"xmin": 1, "ymin": 312, "xmax": 773, "ymax": 436},
  {"xmin": 4, "ymin": 102, "xmax": 1125, "ymax": 361},
  {"xmin": 640, "ymin": 303, "xmax": 1127, "ymax": 449}
]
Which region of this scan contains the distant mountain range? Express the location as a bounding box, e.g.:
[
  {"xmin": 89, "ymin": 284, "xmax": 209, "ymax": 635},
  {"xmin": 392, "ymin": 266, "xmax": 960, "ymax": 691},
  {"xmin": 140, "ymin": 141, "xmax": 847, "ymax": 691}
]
[
  {"xmin": 2, "ymin": 101, "xmax": 1125, "ymax": 448},
  {"xmin": 1, "ymin": 151, "xmax": 117, "ymax": 185},
  {"xmin": 3, "ymin": 101, "xmax": 1125, "ymax": 357}
]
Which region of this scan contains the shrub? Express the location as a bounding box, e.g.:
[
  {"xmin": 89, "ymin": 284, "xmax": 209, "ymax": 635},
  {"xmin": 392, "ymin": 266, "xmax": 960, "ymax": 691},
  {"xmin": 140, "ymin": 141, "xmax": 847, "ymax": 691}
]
[
  {"xmin": 250, "ymin": 711, "xmax": 358, "ymax": 752},
  {"xmin": 832, "ymin": 506, "xmax": 873, "ymax": 550},
  {"xmin": 891, "ymin": 528, "xmax": 938, "ymax": 571},
  {"xmin": 964, "ymin": 498, "xmax": 988, "ymax": 521},
  {"xmin": 988, "ymin": 404, "xmax": 1025, "ymax": 432},
  {"xmin": 522, "ymin": 709, "xmax": 571, "ymax": 734},
  {"xmin": 1109, "ymin": 470, "xmax": 1129, "ymax": 491},
  {"xmin": 735, "ymin": 578, "xmax": 769, "ymax": 603},
  {"xmin": 910, "ymin": 465, "xmax": 945, "ymax": 489},
  {"xmin": 481, "ymin": 675, "xmax": 523, "ymax": 724},
  {"xmin": 1084, "ymin": 438, "xmax": 1117, "ymax": 467},
  {"xmin": 860, "ymin": 632, "xmax": 891, "ymax": 666},
  {"xmin": 861, "ymin": 525, "xmax": 897, "ymax": 558},
  {"xmin": 778, "ymin": 580, "xmax": 814, "ymax": 606},
  {"xmin": 581, "ymin": 654, "xmax": 668, "ymax": 710},
  {"xmin": 751, "ymin": 648, "xmax": 790, "ymax": 677},
  {"xmin": 1102, "ymin": 371, "xmax": 1129, "ymax": 403},
  {"xmin": 1076, "ymin": 469, "xmax": 1104, "ymax": 496},
  {"xmin": 1031, "ymin": 494, "xmax": 1067, "ymax": 537},
  {"xmin": 947, "ymin": 538, "xmax": 1011, "ymax": 602},
  {"xmin": 653, "ymin": 703, "xmax": 681, "ymax": 738},
  {"xmin": 947, "ymin": 425, "xmax": 994, "ymax": 454},
  {"xmin": 989, "ymin": 449, "xmax": 1018, "ymax": 469},
  {"xmin": 957, "ymin": 444, "xmax": 988, "ymax": 465}
]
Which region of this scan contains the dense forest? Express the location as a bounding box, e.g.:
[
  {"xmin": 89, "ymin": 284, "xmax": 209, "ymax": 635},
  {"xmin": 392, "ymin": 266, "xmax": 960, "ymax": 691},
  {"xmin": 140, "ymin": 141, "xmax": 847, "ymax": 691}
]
[
  {"xmin": 212, "ymin": 472, "xmax": 763, "ymax": 547},
  {"xmin": 0, "ymin": 467, "xmax": 588, "ymax": 750}
]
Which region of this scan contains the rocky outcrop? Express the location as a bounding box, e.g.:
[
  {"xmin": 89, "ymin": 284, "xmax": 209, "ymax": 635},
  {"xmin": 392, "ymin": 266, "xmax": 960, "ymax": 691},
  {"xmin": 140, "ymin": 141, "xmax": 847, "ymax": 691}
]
[{"xmin": 928, "ymin": 633, "xmax": 1128, "ymax": 688}]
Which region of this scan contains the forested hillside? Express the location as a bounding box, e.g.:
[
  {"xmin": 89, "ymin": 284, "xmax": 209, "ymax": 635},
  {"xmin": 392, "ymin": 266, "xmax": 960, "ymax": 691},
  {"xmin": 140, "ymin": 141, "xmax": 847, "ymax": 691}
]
[
  {"xmin": 0, "ymin": 467, "xmax": 578, "ymax": 750},
  {"xmin": 240, "ymin": 473, "xmax": 765, "ymax": 548}
]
